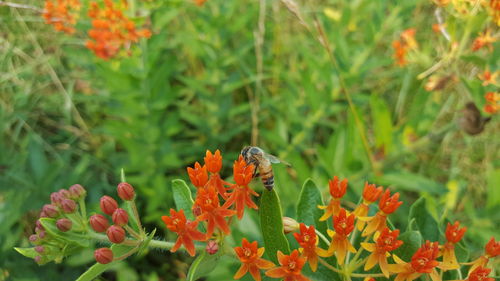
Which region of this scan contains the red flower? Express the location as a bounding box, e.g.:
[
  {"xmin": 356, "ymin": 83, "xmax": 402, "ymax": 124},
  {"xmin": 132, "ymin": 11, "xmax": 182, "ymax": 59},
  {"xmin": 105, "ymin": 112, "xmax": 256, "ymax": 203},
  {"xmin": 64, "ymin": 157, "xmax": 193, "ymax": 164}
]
[
  {"xmin": 390, "ymin": 241, "xmax": 441, "ymax": 281},
  {"xmin": 161, "ymin": 209, "xmax": 205, "ymax": 256},
  {"xmin": 318, "ymin": 176, "xmax": 348, "ymax": 221},
  {"xmin": 187, "ymin": 162, "xmax": 209, "ymax": 188},
  {"xmin": 318, "ymin": 208, "xmax": 356, "ymax": 264},
  {"xmin": 43, "ymin": 0, "xmax": 81, "ymax": 34},
  {"xmin": 441, "ymin": 221, "xmax": 467, "ymax": 270},
  {"xmin": 379, "ymin": 189, "xmax": 403, "ymax": 214},
  {"xmin": 293, "ymin": 223, "xmax": 321, "ymax": 272},
  {"xmin": 445, "ymin": 221, "xmax": 467, "ymax": 244},
  {"xmin": 362, "ymin": 228, "xmax": 403, "ymax": 277},
  {"xmin": 233, "ymin": 155, "xmax": 254, "ymax": 186},
  {"xmin": 195, "ymin": 187, "xmax": 235, "ymax": 238},
  {"xmin": 467, "ymin": 266, "xmax": 494, "ymax": 281},
  {"xmin": 204, "ymin": 150, "xmax": 222, "ymax": 173},
  {"xmin": 354, "ymin": 183, "xmax": 383, "ymax": 230},
  {"xmin": 485, "ymin": 237, "xmax": 500, "ymax": 257},
  {"xmin": 265, "ymin": 250, "xmax": 310, "ymax": 281},
  {"xmin": 223, "ymin": 184, "xmax": 259, "ymax": 219},
  {"xmin": 233, "ymin": 238, "xmax": 274, "ymax": 281}
]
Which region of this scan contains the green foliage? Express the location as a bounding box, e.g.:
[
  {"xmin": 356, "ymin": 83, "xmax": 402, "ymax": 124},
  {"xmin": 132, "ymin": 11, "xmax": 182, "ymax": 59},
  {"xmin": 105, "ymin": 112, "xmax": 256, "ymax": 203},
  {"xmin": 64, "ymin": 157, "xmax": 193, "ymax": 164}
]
[
  {"xmin": 408, "ymin": 198, "xmax": 440, "ymax": 242},
  {"xmin": 186, "ymin": 250, "xmax": 224, "ymax": 281},
  {"xmin": 296, "ymin": 179, "xmax": 328, "ymax": 241},
  {"xmin": 75, "ymin": 244, "xmax": 137, "ymax": 281},
  {"xmin": 259, "ymin": 190, "xmax": 290, "ymax": 263},
  {"xmin": 171, "ymin": 179, "xmax": 195, "ymax": 220},
  {"xmin": 393, "ymin": 231, "xmax": 423, "ymax": 262}
]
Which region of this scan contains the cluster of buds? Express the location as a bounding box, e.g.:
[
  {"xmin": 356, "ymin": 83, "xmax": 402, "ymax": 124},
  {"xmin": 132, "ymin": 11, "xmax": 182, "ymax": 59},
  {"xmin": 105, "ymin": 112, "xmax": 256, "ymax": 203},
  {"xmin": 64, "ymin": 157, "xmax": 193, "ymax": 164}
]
[
  {"xmin": 91, "ymin": 182, "xmax": 136, "ymax": 264},
  {"xmin": 29, "ymin": 184, "xmax": 86, "ymax": 264},
  {"xmin": 392, "ymin": 28, "xmax": 418, "ymax": 66}
]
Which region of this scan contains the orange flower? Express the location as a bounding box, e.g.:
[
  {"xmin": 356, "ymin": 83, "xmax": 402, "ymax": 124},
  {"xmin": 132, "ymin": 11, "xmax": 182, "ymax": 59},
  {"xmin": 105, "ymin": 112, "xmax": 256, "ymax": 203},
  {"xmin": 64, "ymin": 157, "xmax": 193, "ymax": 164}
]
[
  {"xmin": 293, "ymin": 223, "xmax": 322, "ymax": 272},
  {"xmin": 187, "ymin": 162, "xmax": 209, "ymax": 188},
  {"xmin": 194, "ymin": 0, "xmax": 208, "ymax": 6},
  {"xmin": 86, "ymin": 0, "xmax": 151, "ymax": 59},
  {"xmin": 432, "ymin": 23, "xmax": 446, "ymax": 33},
  {"xmin": 478, "ymin": 70, "xmax": 499, "ymax": 86},
  {"xmin": 472, "ymin": 29, "xmax": 496, "ymax": 52},
  {"xmin": 485, "ymin": 236, "xmax": 500, "ymax": 257},
  {"xmin": 467, "ymin": 266, "xmax": 494, "ymax": 281},
  {"xmin": 195, "ymin": 186, "xmax": 235, "ymax": 238},
  {"xmin": 223, "ymin": 184, "xmax": 259, "ymax": 219},
  {"xmin": 354, "ymin": 183, "xmax": 383, "ymax": 230},
  {"xmin": 318, "ymin": 208, "xmax": 356, "ymax": 264},
  {"xmin": 432, "ymin": 0, "xmax": 450, "ymax": 6},
  {"xmin": 234, "ymin": 238, "xmax": 274, "ymax": 281},
  {"xmin": 490, "ymin": 0, "xmax": 500, "ymax": 26},
  {"xmin": 265, "ymin": 250, "xmax": 310, "ymax": 281},
  {"xmin": 43, "ymin": 0, "xmax": 81, "ymax": 34},
  {"xmin": 484, "ymin": 92, "xmax": 499, "ymax": 114},
  {"xmin": 392, "ymin": 40, "xmax": 408, "ymax": 66},
  {"xmin": 233, "ymin": 155, "xmax": 255, "ymax": 186},
  {"xmin": 401, "ymin": 28, "xmax": 418, "ymax": 49},
  {"xmin": 439, "ymin": 221, "xmax": 467, "ymax": 270},
  {"xmin": 318, "ymin": 176, "xmax": 348, "ymax": 221},
  {"xmin": 362, "ymin": 228, "xmax": 403, "ymax": 277},
  {"xmin": 161, "ymin": 209, "xmax": 205, "ymax": 256},
  {"xmin": 361, "ymin": 189, "xmax": 402, "ymax": 237},
  {"xmin": 390, "ymin": 241, "xmax": 441, "ymax": 281},
  {"xmin": 204, "ymin": 150, "xmax": 231, "ymax": 197}
]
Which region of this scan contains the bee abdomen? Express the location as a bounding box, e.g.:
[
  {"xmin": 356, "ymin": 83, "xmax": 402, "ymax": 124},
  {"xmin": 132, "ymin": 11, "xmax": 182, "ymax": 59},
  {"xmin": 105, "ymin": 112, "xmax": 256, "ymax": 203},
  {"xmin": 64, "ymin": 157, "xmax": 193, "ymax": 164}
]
[{"xmin": 262, "ymin": 175, "xmax": 274, "ymax": 191}]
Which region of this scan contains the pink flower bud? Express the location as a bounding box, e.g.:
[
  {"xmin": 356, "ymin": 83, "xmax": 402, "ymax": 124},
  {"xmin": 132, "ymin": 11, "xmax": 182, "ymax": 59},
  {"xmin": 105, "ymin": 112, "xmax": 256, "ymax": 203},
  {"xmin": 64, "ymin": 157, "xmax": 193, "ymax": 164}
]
[
  {"xmin": 56, "ymin": 218, "xmax": 72, "ymax": 232},
  {"xmin": 39, "ymin": 211, "xmax": 48, "ymax": 218},
  {"xmin": 61, "ymin": 199, "xmax": 77, "ymax": 213},
  {"xmin": 100, "ymin": 196, "xmax": 118, "ymax": 215},
  {"xmin": 36, "ymin": 219, "xmax": 44, "ymax": 230},
  {"xmin": 50, "ymin": 192, "xmax": 64, "ymax": 205},
  {"xmin": 38, "ymin": 231, "xmax": 46, "ymax": 239},
  {"xmin": 94, "ymin": 248, "xmax": 114, "ymax": 264},
  {"xmin": 42, "ymin": 204, "xmax": 59, "ymax": 218},
  {"xmin": 35, "ymin": 245, "xmax": 45, "ymax": 254},
  {"xmin": 112, "ymin": 208, "xmax": 129, "ymax": 226},
  {"xmin": 107, "ymin": 225, "xmax": 125, "ymax": 244},
  {"xmin": 117, "ymin": 182, "xmax": 135, "ymax": 201},
  {"xmin": 34, "ymin": 256, "xmax": 43, "ymax": 264},
  {"xmin": 89, "ymin": 214, "xmax": 109, "ymax": 233},
  {"xmin": 58, "ymin": 189, "xmax": 71, "ymax": 199},
  {"xmin": 69, "ymin": 184, "xmax": 86, "ymax": 199},
  {"xmin": 29, "ymin": 234, "xmax": 40, "ymax": 245},
  {"xmin": 206, "ymin": 240, "xmax": 218, "ymax": 255}
]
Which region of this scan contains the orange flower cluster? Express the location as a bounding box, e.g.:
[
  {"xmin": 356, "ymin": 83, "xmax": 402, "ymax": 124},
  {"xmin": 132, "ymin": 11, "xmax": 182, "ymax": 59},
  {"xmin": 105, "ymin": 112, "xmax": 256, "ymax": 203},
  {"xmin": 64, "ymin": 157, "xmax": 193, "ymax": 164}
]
[
  {"xmin": 43, "ymin": 0, "xmax": 81, "ymax": 34},
  {"xmin": 489, "ymin": 0, "xmax": 500, "ymax": 26},
  {"xmin": 162, "ymin": 150, "xmax": 499, "ymax": 281},
  {"xmin": 484, "ymin": 92, "xmax": 499, "ymax": 114},
  {"xmin": 471, "ymin": 29, "xmax": 496, "ymax": 52},
  {"xmin": 392, "ymin": 28, "xmax": 417, "ymax": 66},
  {"xmin": 86, "ymin": 0, "xmax": 151, "ymax": 59}
]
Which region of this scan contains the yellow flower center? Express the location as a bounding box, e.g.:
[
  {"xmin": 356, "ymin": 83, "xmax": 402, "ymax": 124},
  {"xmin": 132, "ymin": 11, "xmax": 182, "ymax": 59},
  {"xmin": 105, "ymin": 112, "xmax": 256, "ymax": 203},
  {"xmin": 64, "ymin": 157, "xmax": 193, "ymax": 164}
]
[
  {"xmin": 244, "ymin": 248, "xmax": 252, "ymax": 257},
  {"xmin": 304, "ymin": 235, "xmax": 309, "ymax": 242},
  {"xmin": 288, "ymin": 261, "xmax": 296, "ymax": 271}
]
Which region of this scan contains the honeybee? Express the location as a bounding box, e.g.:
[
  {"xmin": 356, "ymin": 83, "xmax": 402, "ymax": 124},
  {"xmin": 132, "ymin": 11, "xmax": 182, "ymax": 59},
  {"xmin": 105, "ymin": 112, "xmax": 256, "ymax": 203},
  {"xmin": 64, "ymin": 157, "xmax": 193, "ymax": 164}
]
[{"xmin": 240, "ymin": 146, "xmax": 290, "ymax": 191}]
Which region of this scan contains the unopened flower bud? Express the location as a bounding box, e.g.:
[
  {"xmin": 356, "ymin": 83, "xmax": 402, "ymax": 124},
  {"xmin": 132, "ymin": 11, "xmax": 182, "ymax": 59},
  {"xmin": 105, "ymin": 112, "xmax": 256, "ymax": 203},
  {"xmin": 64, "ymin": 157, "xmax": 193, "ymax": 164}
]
[
  {"xmin": 34, "ymin": 255, "xmax": 43, "ymax": 264},
  {"xmin": 283, "ymin": 217, "xmax": 300, "ymax": 234},
  {"xmin": 117, "ymin": 182, "xmax": 135, "ymax": 201},
  {"xmin": 39, "ymin": 211, "xmax": 48, "ymax": 218},
  {"xmin": 107, "ymin": 225, "xmax": 125, "ymax": 244},
  {"xmin": 90, "ymin": 214, "xmax": 109, "ymax": 232},
  {"xmin": 69, "ymin": 184, "xmax": 86, "ymax": 199},
  {"xmin": 206, "ymin": 240, "xmax": 218, "ymax": 255},
  {"xmin": 100, "ymin": 196, "xmax": 118, "ymax": 215},
  {"xmin": 35, "ymin": 245, "xmax": 45, "ymax": 254},
  {"xmin": 58, "ymin": 189, "xmax": 71, "ymax": 199},
  {"xmin": 42, "ymin": 204, "xmax": 59, "ymax": 218},
  {"xmin": 61, "ymin": 199, "xmax": 77, "ymax": 213},
  {"xmin": 36, "ymin": 219, "xmax": 44, "ymax": 230},
  {"xmin": 94, "ymin": 248, "xmax": 114, "ymax": 264},
  {"xmin": 112, "ymin": 209, "xmax": 129, "ymax": 226},
  {"xmin": 56, "ymin": 218, "xmax": 72, "ymax": 232},
  {"xmin": 50, "ymin": 192, "xmax": 64, "ymax": 205},
  {"xmin": 38, "ymin": 231, "xmax": 46, "ymax": 239},
  {"xmin": 29, "ymin": 234, "xmax": 39, "ymax": 245}
]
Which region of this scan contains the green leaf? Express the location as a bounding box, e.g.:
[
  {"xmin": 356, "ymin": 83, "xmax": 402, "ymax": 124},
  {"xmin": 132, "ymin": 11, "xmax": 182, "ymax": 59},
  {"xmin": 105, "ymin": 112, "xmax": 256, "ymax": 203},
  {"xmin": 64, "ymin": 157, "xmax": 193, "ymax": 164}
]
[
  {"xmin": 39, "ymin": 218, "xmax": 90, "ymax": 247},
  {"xmin": 376, "ymin": 172, "xmax": 446, "ymax": 194},
  {"xmin": 172, "ymin": 179, "xmax": 195, "ymax": 220},
  {"xmin": 408, "ymin": 198, "xmax": 440, "ymax": 241},
  {"xmin": 393, "ymin": 231, "xmax": 422, "ymax": 262},
  {"xmin": 75, "ymin": 244, "xmax": 136, "ymax": 281},
  {"xmin": 14, "ymin": 247, "xmax": 38, "ymax": 259},
  {"xmin": 370, "ymin": 94, "xmax": 393, "ymax": 154},
  {"xmin": 186, "ymin": 250, "xmax": 223, "ymax": 281},
  {"xmin": 137, "ymin": 228, "xmax": 157, "ymax": 256},
  {"xmin": 296, "ymin": 179, "xmax": 328, "ymax": 244},
  {"xmin": 260, "ymin": 189, "xmax": 290, "ymax": 263}
]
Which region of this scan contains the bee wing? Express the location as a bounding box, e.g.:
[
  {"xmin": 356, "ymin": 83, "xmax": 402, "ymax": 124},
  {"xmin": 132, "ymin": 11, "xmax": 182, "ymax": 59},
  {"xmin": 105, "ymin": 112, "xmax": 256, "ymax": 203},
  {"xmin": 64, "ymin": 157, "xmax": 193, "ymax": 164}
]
[{"xmin": 264, "ymin": 153, "xmax": 292, "ymax": 167}]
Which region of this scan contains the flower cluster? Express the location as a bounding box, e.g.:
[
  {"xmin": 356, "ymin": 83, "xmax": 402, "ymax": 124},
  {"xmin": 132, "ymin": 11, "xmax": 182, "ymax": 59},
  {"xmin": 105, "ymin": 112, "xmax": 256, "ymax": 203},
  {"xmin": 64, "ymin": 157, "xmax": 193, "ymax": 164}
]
[
  {"xmin": 392, "ymin": 28, "xmax": 417, "ymax": 66},
  {"xmin": 43, "ymin": 0, "xmax": 81, "ymax": 34},
  {"xmin": 27, "ymin": 184, "xmax": 86, "ymax": 264},
  {"xmin": 86, "ymin": 0, "xmax": 151, "ymax": 59},
  {"xmin": 484, "ymin": 92, "xmax": 499, "ymax": 114}
]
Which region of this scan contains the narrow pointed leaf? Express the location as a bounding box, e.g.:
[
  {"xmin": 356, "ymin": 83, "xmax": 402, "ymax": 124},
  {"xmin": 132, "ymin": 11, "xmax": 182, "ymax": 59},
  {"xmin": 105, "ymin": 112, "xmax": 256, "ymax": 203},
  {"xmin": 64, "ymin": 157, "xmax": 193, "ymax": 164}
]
[{"xmin": 260, "ymin": 189, "xmax": 290, "ymax": 263}]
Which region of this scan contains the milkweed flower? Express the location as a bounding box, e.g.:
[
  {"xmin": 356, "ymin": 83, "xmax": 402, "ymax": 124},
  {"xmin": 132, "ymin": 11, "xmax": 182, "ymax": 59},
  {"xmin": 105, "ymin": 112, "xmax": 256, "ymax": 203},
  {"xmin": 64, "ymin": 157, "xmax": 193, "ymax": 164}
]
[
  {"xmin": 471, "ymin": 29, "xmax": 496, "ymax": 52},
  {"xmin": 361, "ymin": 189, "xmax": 402, "ymax": 237},
  {"xmin": 484, "ymin": 92, "xmax": 499, "ymax": 114},
  {"xmin": 204, "ymin": 150, "xmax": 231, "ymax": 197},
  {"xmin": 478, "ymin": 70, "xmax": 499, "ymax": 86},
  {"xmin": 362, "ymin": 228, "xmax": 403, "ymax": 277},
  {"xmin": 469, "ymin": 237, "xmax": 500, "ymax": 273},
  {"xmin": 223, "ymin": 156, "xmax": 259, "ymax": 219},
  {"xmin": 195, "ymin": 186, "xmax": 235, "ymax": 238},
  {"xmin": 43, "ymin": 0, "xmax": 81, "ymax": 34},
  {"xmin": 187, "ymin": 162, "xmax": 209, "ymax": 188},
  {"xmin": 389, "ymin": 241, "xmax": 441, "ymax": 281},
  {"xmin": 233, "ymin": 238, "xmax": 274, "ymax": 281},
  {"xmin": 318, "ymin": 176, "xmax": 348, "ymax": 221},
  {"xmin": 161, "ymin": 209, "xmax": 205, "ymax": 256},
  {"xmin": 86, "ymin": 0, "xmax": 151, "ymax": 59},
  {"xmin": 466, "ymin": 266, "xmax": 495, "ymax": 281},
  {"xmin": 318, "ymin": 208, "xmax": 356, "ymax": 264},
  {"xmin": 353, "ymin": 182, "xmax": 383, "ymax": 230},
  {"xmin": 440, "ymin": 221, "xmax": 466, "ymax": 270},
  {"xmin": 233, "ymin": 155, "xmax": 255, "ymax": 186},
  {"xmin": 265, "ymin": 250, "xmax": 310, "ymax": 281},
  {"xmin": 293, "ymin": 223, "xmax": 322, "ymax": 272}
]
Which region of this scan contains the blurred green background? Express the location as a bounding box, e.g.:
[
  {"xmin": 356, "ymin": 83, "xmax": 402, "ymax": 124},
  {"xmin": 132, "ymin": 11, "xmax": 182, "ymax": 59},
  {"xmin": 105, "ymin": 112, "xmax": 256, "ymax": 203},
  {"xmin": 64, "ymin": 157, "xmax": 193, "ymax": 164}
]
[{"xmin": 0, "ymin": 0, "xmax": 499, "ymax": 280}]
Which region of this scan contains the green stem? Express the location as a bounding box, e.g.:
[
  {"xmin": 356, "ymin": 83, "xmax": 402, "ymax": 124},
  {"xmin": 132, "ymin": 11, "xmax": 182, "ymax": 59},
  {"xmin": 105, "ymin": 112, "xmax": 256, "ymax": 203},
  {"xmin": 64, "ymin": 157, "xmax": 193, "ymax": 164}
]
[
  {"xmin": 89, "ymin": 232, "xmax": 204, "ymax": 252},
  {"xmin": 318, "ymin": 258, "xmax": 343, "ymax": 274},
  {"xmin": 129, "ymin": 200, "xmax": 144, "ymax": 235},
  {"xmin": 350, "ymin": 273, "xmax": 387, "ymax": 278},
  {"xmin": 315, "ymin": 229, "xmax": 331, "ymax": 245},
  {"xmin": 124, "ymin": 225, "xmax": 142, "ymax": 239}
]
